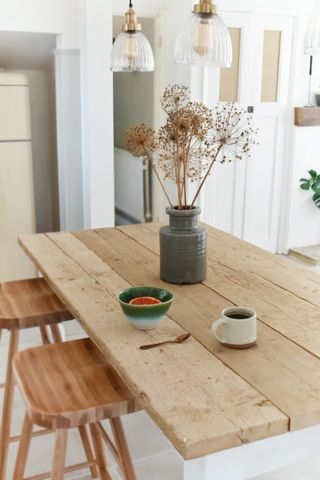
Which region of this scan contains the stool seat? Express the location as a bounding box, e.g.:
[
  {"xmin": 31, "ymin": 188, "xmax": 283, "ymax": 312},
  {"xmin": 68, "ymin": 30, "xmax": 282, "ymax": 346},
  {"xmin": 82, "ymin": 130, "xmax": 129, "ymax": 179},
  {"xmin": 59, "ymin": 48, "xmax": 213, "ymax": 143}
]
[
  {"xmin": 0, "ymin": 278, "xmax": 73, "ymax": 330},
  {"xmin": 13, "ymin": 339, "xmax": 138, "ymax": 480},
  {"xmin": 14, "ymin": 338, "xmax": 137, "ymax": 430}
]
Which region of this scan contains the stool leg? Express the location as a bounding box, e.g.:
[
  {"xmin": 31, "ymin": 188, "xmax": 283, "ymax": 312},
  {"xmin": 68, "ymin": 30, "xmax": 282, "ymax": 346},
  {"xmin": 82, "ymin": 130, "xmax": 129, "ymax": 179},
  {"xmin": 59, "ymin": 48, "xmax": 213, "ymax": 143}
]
[
  {"xmin": 52, "ymin": 429, "xmax": 68, "ymax": 480},
  {"xmin": 90, "ymin": 424, "xmax": 113, "ymax": 480},
  {"xmin": 13, "ymin": 414, "xmax": 33, "ymax": 479},
  {"xmin": 110, "ymin": 417, "xmax": 137, "ymax": 480},
  {"xmin": 0, "ymin": 329, "xmax": 19, "ymax": 480},
  {"xmin": 79, "ymin": 424, "xmax": 99, "ymax": 478},
  {"xmin": 39, "ymin": 325, "xmax": 51, "ymax": 345},
  {"xmin": 0, "ymin": 329, "xmax": 3, "ymax": 388},
  {"xmin": 50, "ymin": 323, "xmax": 63, "ymax": 343},
  {"xmin": 49, "ymin": 324, "xmax": 99, "ymax": 479}
]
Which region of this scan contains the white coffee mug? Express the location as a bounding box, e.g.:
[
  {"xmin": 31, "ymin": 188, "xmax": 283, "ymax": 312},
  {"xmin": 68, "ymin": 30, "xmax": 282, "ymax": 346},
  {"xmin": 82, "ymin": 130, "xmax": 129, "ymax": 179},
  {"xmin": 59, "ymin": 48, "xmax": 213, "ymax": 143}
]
[{"xmin": 211, "ymin": 307, "xmax": 257, "ymax": 349}]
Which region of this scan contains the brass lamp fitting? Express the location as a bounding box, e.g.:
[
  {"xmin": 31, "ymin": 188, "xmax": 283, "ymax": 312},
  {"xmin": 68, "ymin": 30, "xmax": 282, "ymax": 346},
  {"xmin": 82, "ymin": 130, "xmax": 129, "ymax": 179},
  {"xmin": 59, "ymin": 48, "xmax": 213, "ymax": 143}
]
[
  {"xmin": 123, "ymin": 7, "xmax": 141, "ymax": 32},
  {"xmin": 193, "ymin": 0, "xmax": 217, "ymax": 15}
]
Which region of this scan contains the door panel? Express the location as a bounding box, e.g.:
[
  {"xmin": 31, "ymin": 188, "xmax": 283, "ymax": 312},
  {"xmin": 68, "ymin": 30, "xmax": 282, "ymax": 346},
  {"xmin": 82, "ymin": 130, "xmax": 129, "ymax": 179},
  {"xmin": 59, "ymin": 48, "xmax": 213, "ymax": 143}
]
[{"xmin": 200, "ymin": 12, "xmax": 293, "ymax": 252}]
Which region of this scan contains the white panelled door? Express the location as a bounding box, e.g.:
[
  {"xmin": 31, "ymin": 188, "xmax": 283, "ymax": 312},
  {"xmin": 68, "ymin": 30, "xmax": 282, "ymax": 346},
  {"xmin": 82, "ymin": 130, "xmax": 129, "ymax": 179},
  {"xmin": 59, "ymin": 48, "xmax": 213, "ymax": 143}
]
[{"xmin": 200, "ymin": 11, "xmax": 293, "ymax": 252}]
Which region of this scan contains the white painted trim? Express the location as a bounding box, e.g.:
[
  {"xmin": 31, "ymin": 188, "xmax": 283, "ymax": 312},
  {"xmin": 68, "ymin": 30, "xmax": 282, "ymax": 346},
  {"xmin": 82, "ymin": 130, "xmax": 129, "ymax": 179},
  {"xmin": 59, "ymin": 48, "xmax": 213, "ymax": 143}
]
[
  {"xmin": 80, "ymin": 0, "xmax": 115, "ymax": 229},
  {"xmin": 152, "ymin": 10, "xmax": 168, "ymax": 222},
  {"xmin": 182, "ymin": 424, "xmax": 320, "ymax": 479},
  {"xmin": 54, "ymin": 49, "xmax": 81, "ymax": 56},
  {"xmin": 54, "ymin": 48, "xmax": 84, "ymax": 231},
  {"xmin": 277, "ymin": 13, "xmax": 300, "ymax": 254}
]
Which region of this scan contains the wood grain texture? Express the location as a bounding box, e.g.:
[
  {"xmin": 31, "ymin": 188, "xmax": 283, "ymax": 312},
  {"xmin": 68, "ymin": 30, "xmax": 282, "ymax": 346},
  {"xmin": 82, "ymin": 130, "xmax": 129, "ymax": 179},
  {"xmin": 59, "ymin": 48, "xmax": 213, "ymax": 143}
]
[
  {"xmin": 51, "ymin": 429, "xmax": 68, "ymax": 480},
  {"xmin": 119, "ymin": 222, "xmax": 320, "ymax": 308},
  {"xmin": 13, "ymin": 339, "xmax": 137, "ymax": 430},
  {"xmin": 295, "ymin": 107, "xmax": 320, "ymax": 126},
  {"xmin": 18, "ymin": 232, "xmax": 287, "ymax": 459},
  {"xmin": 12, "ymin": 414, "xmax": 33, "ymax": 480},
  {"xmin": 119, "ymin": 223, "xmax": 320, "ymax": 356},
  {"xmin": 74, "ymin": 227, "xmax": 320, "ymax": 432},
  {"xmin": 0, "ymin": 278, "xmax": 73, "ymax": 330}
]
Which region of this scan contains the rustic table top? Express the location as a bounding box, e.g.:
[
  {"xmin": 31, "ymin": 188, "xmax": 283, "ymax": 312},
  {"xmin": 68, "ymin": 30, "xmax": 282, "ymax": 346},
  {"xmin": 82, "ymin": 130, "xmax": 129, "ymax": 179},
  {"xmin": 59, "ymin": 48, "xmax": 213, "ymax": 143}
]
[{"xmin": 19, "ymin": 223, "xmax": 320, "ymax": 460}]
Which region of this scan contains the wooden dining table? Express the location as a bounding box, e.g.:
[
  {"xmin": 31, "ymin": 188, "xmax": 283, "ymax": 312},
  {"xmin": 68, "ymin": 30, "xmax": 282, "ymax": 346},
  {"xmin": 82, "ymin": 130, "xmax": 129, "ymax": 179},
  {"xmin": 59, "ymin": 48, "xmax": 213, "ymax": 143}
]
[{"xmin": 19, "ymin": 223, "xmax": 320, "ymax": 480}]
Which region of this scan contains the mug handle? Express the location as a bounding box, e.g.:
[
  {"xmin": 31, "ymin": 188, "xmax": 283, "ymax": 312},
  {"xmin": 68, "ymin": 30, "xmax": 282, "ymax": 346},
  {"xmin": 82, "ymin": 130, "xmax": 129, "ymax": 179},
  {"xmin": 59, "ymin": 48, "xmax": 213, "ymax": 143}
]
[{"xmin": 211, "ymin": 318, "xmax": 228, "ymax": 344}]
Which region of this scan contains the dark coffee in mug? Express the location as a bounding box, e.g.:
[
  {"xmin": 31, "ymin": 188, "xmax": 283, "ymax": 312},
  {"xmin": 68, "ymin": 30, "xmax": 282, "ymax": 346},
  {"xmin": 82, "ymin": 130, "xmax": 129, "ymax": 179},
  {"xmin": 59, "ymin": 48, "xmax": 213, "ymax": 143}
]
[{"xmin": 226, "ymin": 313, "xmax": 251, "ymax": 320}]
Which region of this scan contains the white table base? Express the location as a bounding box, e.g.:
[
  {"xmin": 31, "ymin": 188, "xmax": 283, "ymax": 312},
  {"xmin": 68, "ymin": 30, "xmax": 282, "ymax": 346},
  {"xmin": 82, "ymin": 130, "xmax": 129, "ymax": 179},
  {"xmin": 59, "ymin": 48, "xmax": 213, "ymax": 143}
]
[{"xmin": 183, "ymin": 424, "xmax": 320, "ymax": 479}]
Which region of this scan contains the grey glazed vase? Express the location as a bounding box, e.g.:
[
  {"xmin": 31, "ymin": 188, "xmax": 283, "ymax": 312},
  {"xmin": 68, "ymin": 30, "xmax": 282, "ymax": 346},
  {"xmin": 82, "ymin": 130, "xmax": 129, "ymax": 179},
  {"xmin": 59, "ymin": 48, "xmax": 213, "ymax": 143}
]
[{"xmin": 160, "ymin": 207, "xmax": 207, "ymax": 284}]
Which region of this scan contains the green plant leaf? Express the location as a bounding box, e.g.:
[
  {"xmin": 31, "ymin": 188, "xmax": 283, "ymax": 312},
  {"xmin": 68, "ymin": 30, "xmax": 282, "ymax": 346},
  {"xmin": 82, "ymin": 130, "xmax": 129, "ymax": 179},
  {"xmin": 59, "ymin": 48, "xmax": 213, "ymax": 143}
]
[
  {"xmin": 309, "ymin": 169, "xmax": 318, "ymax": 180},
  {"xmin": 300, "ymin": 181, "xmax": 311, "ymax": 190},
  {"xmin": 312, "ymin": 182, "xmax": 320, "ymax": 194},
  {"xmin": 313, "ymin": 192, "xmax": 320, "ymax": 209},
  {"xmin": 299, "ymin": 178, "xmax": 310, "ymax": 183}
]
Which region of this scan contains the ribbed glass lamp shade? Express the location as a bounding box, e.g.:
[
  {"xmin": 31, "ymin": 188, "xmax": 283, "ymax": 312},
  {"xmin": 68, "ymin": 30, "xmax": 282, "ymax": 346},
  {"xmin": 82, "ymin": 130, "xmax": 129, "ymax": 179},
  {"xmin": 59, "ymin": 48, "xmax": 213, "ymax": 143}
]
[
  {"xmin": 174, "ymin": 13, "xmax": 232, "ymax": 67},
  {"xmin": 304, "ymin": 2, "xmax": 320, "ymax": 55},
  {"xmin": 111, "ymin": 31, "xmax": 155, "ymax": 72}
]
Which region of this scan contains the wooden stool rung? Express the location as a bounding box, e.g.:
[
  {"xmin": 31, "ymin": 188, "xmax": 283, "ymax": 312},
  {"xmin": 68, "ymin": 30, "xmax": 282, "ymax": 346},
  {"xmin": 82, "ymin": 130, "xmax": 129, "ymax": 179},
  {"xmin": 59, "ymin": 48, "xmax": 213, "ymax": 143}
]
[
  {"xmin": 23, "ymin": 460, "xmax": 97, "ymax": 480},
  {"xmin": 96, "ymin": 422, "xmax": 123, "ymax": 468},
  {"xmin": 10, "ymin": 428, "xmax": 51, "ymax": 443},
  {"xmin": 0, "ymin": 382, "xmax": 4, "ymax": 389}
]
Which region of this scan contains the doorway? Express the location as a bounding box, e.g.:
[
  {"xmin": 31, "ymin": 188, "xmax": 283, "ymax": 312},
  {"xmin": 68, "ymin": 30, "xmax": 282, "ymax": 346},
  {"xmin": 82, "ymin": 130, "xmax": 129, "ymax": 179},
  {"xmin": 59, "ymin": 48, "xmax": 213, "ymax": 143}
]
[
  {"xmin": 113, "ymin": 16, "xmax": 155, "ymax": 226},
  {"xmin": 0, "ymin": 31, "xmax": 59, "ymax": 280},
  {"xmin": 0, "ymin": 31, "xmax": 59, "ymax": 234},
  {"xmin": 200, "ymin": 11, "xmax": 294, "ymax": 252}
]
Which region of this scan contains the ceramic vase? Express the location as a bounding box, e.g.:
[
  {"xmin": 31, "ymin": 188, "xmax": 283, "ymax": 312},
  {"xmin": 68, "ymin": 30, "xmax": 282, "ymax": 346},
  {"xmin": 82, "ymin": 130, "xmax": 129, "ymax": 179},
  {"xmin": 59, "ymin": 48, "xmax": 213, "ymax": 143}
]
[{"xmin": 159, "ymin": 206, "xmax": 207, "ymax": 284}]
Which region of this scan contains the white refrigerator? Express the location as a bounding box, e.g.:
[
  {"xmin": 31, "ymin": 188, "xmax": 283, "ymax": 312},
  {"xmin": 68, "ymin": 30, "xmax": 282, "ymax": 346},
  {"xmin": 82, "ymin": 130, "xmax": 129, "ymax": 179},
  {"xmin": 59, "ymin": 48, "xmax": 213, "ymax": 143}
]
[{"xmin": 0, "ymin": 72, "xmax": 36, "ymax": 281}]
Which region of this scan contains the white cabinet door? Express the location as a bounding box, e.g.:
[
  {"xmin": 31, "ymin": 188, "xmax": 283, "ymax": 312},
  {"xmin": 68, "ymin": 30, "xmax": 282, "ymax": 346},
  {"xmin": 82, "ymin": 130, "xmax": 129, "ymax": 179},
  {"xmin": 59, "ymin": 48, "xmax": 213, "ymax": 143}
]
[{"xmin": 201, "ymin": 11, "xmax": 293, "ymax": 252}]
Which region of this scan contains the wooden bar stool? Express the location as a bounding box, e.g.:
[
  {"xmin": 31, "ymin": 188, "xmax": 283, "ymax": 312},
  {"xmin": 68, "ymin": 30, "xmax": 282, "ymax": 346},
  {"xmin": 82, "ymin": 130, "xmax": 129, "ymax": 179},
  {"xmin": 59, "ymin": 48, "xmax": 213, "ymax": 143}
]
[
  {"xmin": 0, "ymin": 278, "xmax": 76, "ymax": 480},
  {"xmin": 13, "ymin": 338, "xmax": 138, "ymax": 480}
]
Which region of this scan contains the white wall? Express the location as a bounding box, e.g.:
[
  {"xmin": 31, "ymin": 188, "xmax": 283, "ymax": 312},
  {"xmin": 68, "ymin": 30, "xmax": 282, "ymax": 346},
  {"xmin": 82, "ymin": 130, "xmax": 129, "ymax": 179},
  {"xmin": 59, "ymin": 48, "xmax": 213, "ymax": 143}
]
[
  {"xmin": 278, "ymin": 0, "xmax": 320, "ymax": 249},
  {"xmin": 287, "ymin": 128, "xmax": 320, "ymax": 247},
  {"xmin": 0, "ymin": 0, "xmax": 79, "ymax": 47}
]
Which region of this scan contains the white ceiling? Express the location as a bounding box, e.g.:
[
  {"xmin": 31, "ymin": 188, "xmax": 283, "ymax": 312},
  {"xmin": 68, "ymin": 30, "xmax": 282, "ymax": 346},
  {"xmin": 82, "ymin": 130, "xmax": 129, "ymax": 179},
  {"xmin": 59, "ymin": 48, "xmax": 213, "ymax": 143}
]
[{"xmin": 0, "ymin": 32, "xmax": 56, "ymax": 70}]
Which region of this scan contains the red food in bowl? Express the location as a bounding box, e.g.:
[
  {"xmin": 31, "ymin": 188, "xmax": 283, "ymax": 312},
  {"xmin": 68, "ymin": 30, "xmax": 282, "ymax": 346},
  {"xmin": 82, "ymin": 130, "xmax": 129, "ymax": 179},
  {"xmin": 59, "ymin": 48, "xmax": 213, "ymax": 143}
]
[{"xmin": 129, "ymin": 296, "xmax": 161, "ymax": 305}]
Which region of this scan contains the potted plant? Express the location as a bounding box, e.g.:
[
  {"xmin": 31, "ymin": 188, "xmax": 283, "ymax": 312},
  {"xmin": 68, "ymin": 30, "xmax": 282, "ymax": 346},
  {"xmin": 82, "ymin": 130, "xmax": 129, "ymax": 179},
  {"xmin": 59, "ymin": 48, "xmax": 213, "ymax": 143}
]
[
  {"xmin": 125, "ymin": 84, "xmax": 257, "ymax": 284},
  {"xmin": 300, "ymin": 170, "xmax": 320, "ymax": 209}
]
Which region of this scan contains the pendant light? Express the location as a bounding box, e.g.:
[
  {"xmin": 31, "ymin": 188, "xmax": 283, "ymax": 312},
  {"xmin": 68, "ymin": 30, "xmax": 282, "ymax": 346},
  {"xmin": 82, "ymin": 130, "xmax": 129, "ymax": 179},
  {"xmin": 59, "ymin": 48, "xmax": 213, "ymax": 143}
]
[
  {"xmin": 174, "ymin": 0, "xmax": 232, "ymax": 68},
  {"xmin": 304, "ymin": 1, "xmax": 320, "ymax": 106},
  {"xmin": 111, "ymin": 1, "xmax": 155, "ymax": 73}
]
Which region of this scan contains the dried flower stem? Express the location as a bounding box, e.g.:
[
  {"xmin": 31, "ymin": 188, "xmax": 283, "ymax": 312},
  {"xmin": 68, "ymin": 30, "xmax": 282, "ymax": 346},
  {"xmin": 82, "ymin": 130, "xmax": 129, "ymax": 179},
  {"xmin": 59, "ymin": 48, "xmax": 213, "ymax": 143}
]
[
  {"xmin": 190, "ymin": 144, "xmax": 223, "ymax": 209},
  {"xmin": 143, "ymin": 147, "xmax": 173, "ymax": 208},
  {"xmin": 152, "ymin": 164, "xmax": 173, "ymax": 208}
]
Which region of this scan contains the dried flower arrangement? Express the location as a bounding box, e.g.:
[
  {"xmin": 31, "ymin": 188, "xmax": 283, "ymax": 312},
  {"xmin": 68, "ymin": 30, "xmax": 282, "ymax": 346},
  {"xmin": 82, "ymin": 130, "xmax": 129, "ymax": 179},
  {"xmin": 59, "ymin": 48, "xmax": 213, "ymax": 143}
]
[{"xmin": 125, "ymin": 84, "xmax": 257, "ymax": 210}]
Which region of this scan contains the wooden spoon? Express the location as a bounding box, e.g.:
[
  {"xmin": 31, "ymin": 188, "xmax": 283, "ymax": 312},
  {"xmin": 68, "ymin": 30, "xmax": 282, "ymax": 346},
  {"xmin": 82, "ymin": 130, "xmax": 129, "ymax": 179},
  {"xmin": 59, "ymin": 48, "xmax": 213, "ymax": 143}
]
[{"xmin": 140, "ymin": 333, "xmax": 190, "ymax": 350}]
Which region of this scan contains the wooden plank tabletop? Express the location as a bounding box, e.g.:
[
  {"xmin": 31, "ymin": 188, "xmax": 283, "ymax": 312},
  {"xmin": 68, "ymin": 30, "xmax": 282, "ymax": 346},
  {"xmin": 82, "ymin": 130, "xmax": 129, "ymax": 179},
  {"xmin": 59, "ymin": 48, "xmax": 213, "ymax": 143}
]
[{"xmin": 18, "ymin": 223, "xmax": 320, "ymax": 459}]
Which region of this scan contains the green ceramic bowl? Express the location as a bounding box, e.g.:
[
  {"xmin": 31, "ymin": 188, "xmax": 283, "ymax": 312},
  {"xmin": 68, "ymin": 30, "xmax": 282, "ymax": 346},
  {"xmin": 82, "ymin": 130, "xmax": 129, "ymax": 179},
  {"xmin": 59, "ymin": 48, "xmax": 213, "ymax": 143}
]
[{"xmin": 119, "ymin": 286, "xmax": 174, "ymax": 330}]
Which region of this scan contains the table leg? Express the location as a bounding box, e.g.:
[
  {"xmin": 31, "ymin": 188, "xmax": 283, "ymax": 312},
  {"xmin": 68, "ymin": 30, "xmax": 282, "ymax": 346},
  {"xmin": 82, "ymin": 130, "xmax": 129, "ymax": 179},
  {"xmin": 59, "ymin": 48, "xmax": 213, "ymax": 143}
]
[{"xmin": 183, "ymin": 448, "xmax": 244, "ymax": 480}]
